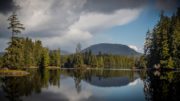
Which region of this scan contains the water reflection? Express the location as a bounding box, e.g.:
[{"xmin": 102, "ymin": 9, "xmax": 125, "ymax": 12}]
[
  {"xmin": 0, "ymin": 69, "xmax": 61, "ymax": 101},
  {"xmin": 144, "ymin": 71, "xmax": 180, "ymax": 101},
  {"xmin": 0, "ymin": 69, "xmax": 179, "ymax": 101}
]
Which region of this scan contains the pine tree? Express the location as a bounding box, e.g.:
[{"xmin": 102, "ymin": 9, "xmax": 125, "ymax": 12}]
[
  {"xmin": 7, "ymin": 12, "xmax": 25, "ymax": 41},
  {"xmin": 39, "ymin": 48, "xmax": 50, "ymax": 69},
  {"xmin": 73, "ymin": 43, "xmax": 84, "ymax": 68},
  {"xmin": 98, "ymin": 56, "xmax": 104, "ymax": 67},
  {"xmin": 90, "ymin": 55, "xmax": 98, "ymax": 67},
  {"xmin": 55, "ymin": 49, "xmax": 61, "ymax": 67},
  {"xmin": 49, "ymin": 49, "xmax": 61, "ymax": 67},
  {"xmin": 0, "ymin": 56, "xmax": 3, "ymax": 68},
  {"xmin": 171, "ymin": 8, "xmax": 180, "ymax": 67},
  {"xmin": 3, "ymin": 37, "xmax": 25, "ymax": 69},
  {"xmin": 159, "ymin": 13, "xmax": 170, "ymax": 67}
]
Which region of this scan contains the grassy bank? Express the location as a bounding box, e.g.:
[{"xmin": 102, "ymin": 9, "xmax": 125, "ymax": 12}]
[
  {"xmin": 0, "ymin": 69, "xmax": 29, "ymax": 76},
  {"xmin": 25, "ymin": 66, "xmax": 60, "ymax": 69}
]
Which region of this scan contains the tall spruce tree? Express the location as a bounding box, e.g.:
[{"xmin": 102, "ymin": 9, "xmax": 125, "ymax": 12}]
[
  {"xmin": 7, "ymin": 12, "xmax": 25, "ymax": 41},
  {"xmin": 2, "ymin": 12, "xmax": 25, "ymax": 69}
]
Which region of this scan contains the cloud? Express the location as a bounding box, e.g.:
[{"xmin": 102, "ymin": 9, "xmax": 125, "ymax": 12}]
[
  {"xmin": 41, "ymin": 28, "xmax": 93, "ymax": 51},
  {"xmin": 45, "ymin": 77, "xmax": 92, "ymax": 101},
  {"xmin": 70, "ymin": 9, "xmax": 141, "ymax": 32},
  {"xmin": 155, "ymin": 0, "xmax": 180, "ymax": 11},
  {"xmin": 14, "ymin": 0, "xmax": 86, "ymax": 38},
  {"xmin": 0, "ymin": 38, "xmax": 10, "ymax": 51},
  {"xmin": 128, "ymin": 45, "xmax": 143, "ymax": 53},
  {"xmin": 0, "ymin": 13, "xmax": 10, "ymax": 38},
  {"xmin": 42, "ymin": 8, "xmax": 141, "ymax": 51},
  {"xmin": 0, "ymin": 0, "xmax": 144, "ymax": 52},
  {"xmin": 83, "ymin": 0, "xmax": 147, "ymax": 14},
  {"xmin": 128, "ymin": 78, "xmax": 140, "ymax": 86},
  {"xmin": 0, "ymin": 0, "xmax": 18, "ymax": 14}
]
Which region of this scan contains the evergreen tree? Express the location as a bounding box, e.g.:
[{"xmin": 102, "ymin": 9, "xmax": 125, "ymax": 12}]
[
  {"xmin": 89, "ymin": 55, "xmax": 98, "ymax": 67},
  {"xmin": 171, "ymin": 8, "xmax": 180, "ymax": 67},
  {"xmin": 34, "ymin": 40, "xmax": 44, "ymax": 66},
  {"xmin": 55, "ymin": 49, "xmax": 61, "ymax": 67},
  {"xmin": 0, "ymin": 56, "xmax": 2, "ymax": 68},
  {"xmin": 49, "ymin": 49, "xmax": 61, "ymax": 67},
  {"xmin": 97, "ymin": 56, "xmax": 104, "ymax": 67},
  {"xmin": 7, "ymin": 12, "xmax": 25, "ymax": 41},
  {"xmin": 3, "ymin": 37, "xmax": 25, "ymax": 69},
  {"xmin": 73, "ymin": 43, "xmax": 84, "ymax": 68},
  {"xmin": 39, "ymin": 48, "xmax": 50, "ymax": 69}
]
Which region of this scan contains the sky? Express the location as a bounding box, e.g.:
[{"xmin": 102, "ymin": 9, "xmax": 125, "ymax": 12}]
[{"xmin": 0, "ymin": 0, "xmax": 180, "ymax": 53}]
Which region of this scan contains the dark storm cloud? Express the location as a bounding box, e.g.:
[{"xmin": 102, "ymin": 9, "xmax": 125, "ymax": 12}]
[
  {"xmin": 0, "ymin": 0, "xmax": 18, "ymax": 14},
  {"xmin": 155, "ymin": 0, "xmax": 180, "ymax": 11},
  {"xmin": 83, "ymin": 0, "xmax": 147, "ymax": 13}
]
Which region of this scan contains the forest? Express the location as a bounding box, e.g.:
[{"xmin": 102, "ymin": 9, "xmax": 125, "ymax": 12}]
[
  {"xmin": 144, "ymin": 8, "xmax": 180, "ymax": 69},
  {"xmin": 62, "ymin": 49, "xmax": 136, "ymax": 69},
  {"xmin": 2, "ymin": 37, "xmax": 60, "ymax": 69}
]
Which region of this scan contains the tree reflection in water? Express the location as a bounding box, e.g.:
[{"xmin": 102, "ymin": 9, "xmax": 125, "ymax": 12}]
[
  {"xmin": 144, "ymin": 71, "xmax": 180, "ymax": 101},
  {"xmin": 1, "ymin": 69, "xmax": 61, "ymax": 101},
  {"xmin": 64, "ymin": 69, "xmax": 140, "ymax": 93},
  {"xmin": 1, "ymin": 69, "xmax": 180, "ymax": 101}
]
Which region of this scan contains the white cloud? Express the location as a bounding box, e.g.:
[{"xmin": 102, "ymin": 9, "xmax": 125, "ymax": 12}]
[
  {"xmin": 128, "ymin": 78, "xmax": 141, "ymax": 86},
  {"xmin": 44, "ymin": 77, "xmax": 92, "ymax": 101},
  {"xmin": 41, "ymin": 28, "xmax": 93, "ymax": 51},
  {"xmin": 128, "ymin": 45, "xmax": 143, "ymax": 53},
  {"xmin": 70, "ymin": 9, "xmax": 141, "ymax": 32},
  {"xmin": 128, "ymin": 45, "xmax": 138, "ymax": 51}
]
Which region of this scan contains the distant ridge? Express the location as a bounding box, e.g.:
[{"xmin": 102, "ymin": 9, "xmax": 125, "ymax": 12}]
[{"xmin": 82, "ymin": 43, "xmax": 141, "ymax": 56}]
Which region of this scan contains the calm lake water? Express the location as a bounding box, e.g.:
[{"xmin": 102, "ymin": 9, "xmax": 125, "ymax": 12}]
[{"xmin": 0, "ymin": 69, "xmax": 180, "ymax": 101}]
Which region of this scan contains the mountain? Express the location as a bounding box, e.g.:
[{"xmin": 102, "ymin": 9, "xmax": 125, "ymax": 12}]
[
  {"xmin": 82, "ymin": 43, "xmax": 141, "ymax": 56},
  {"xmin": 84, "ymin": 76, "xmax": 130, "ymax": 87}
]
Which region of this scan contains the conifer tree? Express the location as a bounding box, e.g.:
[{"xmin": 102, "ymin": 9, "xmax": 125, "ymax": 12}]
[{"xmin": 7, "ymin": 12, "xmax": 25, "ymax": 41}]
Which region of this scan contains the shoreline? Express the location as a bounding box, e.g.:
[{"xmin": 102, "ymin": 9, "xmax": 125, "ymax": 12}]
[{"xmin": 0, "ymin": 69, "xmax": 29, "ymax": 76}]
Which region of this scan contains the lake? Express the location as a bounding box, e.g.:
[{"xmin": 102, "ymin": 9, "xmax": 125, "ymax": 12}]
[{"xmin": 0, "ymin": 69, "xmax": 179, "ymax": 101}]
